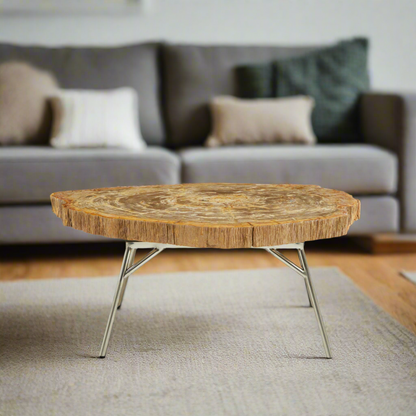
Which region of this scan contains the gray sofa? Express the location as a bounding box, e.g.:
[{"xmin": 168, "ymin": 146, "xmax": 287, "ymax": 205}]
[{"xmin": 0, "ymin": 41, "xmax": 414, "ymax": 244}]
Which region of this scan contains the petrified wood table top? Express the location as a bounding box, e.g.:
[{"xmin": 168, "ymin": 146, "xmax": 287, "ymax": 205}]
[{"xmin": 51, "ymin": 183, "xmax": 360, "ymax": 249}]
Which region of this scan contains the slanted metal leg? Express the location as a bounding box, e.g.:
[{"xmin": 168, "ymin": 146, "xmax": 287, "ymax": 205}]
[
  {"xmin": 99, "ymin": 243, "xmax": 163, "ymax": 358},
  {"xmin": 267, "ymin": 247, "xmax": 312, "ymax": 307},
  {"xmin": 98, "ymin": 240, "xmax": 330, "ymax": 359},
  {"xmin": 117, "ymin": 248, "xmax": 137, "ymax": 309},
  {"xmin": 297, "ymin": 250, "xmax": 312, "ymax": 307},
  {"xmin": 99, "ymin": 243, "xmax": 134, "ymax": 358},
  {"xmin": 266, "ymin": 244, "xmax": 332, "ymax": 359},
  {"xmin": 297, "ymin": 247, "xmax": 332, "ymax": 359}
]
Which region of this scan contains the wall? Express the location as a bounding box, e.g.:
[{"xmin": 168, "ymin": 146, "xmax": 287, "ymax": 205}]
[{"xmin": 0, "ymin": 0, "xmax": 415, "ymax": 91}]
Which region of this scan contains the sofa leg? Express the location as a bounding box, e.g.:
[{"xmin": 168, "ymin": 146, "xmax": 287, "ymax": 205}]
[{"xmin": 353, "ymin": 233, "xmax": 416, "ymax": 254}]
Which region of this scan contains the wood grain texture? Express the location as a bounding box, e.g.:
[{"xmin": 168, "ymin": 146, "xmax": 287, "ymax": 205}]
[{"xmin": 51, "ymin": 183, "xmax": 360, "ymax": 248}]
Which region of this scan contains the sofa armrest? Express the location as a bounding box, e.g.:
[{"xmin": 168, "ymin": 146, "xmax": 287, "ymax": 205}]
[{"xmin": 361, "ymin": 92, "xmax": 416, "ymax": 232}]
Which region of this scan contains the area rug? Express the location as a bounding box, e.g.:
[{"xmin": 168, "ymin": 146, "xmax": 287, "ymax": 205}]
[
  {"xmin": 0, "ymin": 267, "xmax": 415, "ymax": 416},
  {"xmin": 400, "ymin": 270, "xmax": 416, "ymax": 285}
]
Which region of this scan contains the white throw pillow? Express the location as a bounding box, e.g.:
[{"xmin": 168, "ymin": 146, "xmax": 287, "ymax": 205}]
[
  {"xmin": 205, "ymin": 95, "xmax": 316, "ymax": 147},
  {"xmin": 50, "ymin": 88, "xmax": 147, "ymax": 150}
]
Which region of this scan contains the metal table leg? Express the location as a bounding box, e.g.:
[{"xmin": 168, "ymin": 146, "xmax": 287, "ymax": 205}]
[
  {"xmin": 99, "ymin": 242, "xmax": 163, "ymax": 358},
  {"xmin": 297, "ymin": 246, "xmax": 332, "ymax": 358},
  {"xmin": 265, "ymin": 244, "xmax": 332, "ymax": 358},
  {"xmin": 98, "ymin": 241, "xmax": 331, "ymax": 359}
]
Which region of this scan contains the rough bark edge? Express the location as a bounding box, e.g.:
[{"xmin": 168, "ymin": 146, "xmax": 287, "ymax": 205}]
[{"xmin": 51, "ymin": 190, "xmax": 360, "ymax": 249}]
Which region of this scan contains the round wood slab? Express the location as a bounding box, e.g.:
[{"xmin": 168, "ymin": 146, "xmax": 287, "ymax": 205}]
[{"xmin": 51, "ymin": 183, "xmax": 360, "ymax": 249}]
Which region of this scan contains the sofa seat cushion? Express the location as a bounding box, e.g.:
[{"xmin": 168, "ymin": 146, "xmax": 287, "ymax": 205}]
[
  {"xmin": 0, "ymin": 146, "xmax": 180, "ymax": 204},
  {"xmin": 179, "ymin": 144, "xmax": 397, "ymax": 195}
]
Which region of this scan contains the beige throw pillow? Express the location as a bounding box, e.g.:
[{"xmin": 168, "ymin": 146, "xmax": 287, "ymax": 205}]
[
  {"xmin": 205, "ymin": 95, "xmax": 316, "ymax": 147},
  {"xmin": 0, "ymin": 61, "xmax": 58, "ymax": 145}
]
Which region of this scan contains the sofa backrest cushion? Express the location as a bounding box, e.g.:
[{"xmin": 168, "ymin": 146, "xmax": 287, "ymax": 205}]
[
  {"xmin": 162, "ymin": 43, "xmax": 321, "ymax": 148},
  {"xmin": 0, "ymin": 42, "xmax": 164, "ymax": 145}
]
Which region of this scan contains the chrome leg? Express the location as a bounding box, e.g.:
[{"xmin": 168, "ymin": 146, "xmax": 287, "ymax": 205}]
[
  {"xmin": 117, "ymin": 248, "xmax": 137, "ymax": 309},
  {"xmin": 297, "ymin": 247, "xmax": 332, "ymax": 359},
  {"xmin": 99, "ymin": 244, "xmax": 163, "ymax": 358},
  {"xmin": 117, "ymin": 247, "xmax": 163, "ymax": 309},
  {"xmin": 266, "ymin": 244, "xmax": 332, "ymax": 358},
  {"xmin": 99, "ymin": 243, "xmax": 135, "ymax": 358},
  {"xmin": 267, "ymin": 247, "xmax": 312, "ymax": 307},
  {"xmin": 296, "ymin": 250, "xmax": 312, "ymax": 307},
  {"xmin": 98, "ymin": 240, "xmax": 330, "ymax": 359}
]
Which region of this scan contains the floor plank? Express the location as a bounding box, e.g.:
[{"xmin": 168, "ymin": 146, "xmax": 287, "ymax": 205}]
[{"xmin": 1, "ymin": 238, "xmax": 415, "ymax": 335}]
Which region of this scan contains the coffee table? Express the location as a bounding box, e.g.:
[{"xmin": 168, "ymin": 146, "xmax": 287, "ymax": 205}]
[{"xmin": 51, "ymin": 183, "xmax": 360, "ymax": 359}]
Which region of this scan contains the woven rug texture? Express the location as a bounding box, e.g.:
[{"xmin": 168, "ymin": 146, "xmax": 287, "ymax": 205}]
[{"xmin": 0, "ymin": 267, "xmax": 415, "ymax": 416}]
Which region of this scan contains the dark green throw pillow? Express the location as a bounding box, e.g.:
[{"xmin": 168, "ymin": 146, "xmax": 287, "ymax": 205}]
[
  {"xmin": 236, "ymin": 64, "xmax": 274, "ymax": 99},
  {"xmin": 236, "ymin": 38, "xmax": 370, "ymax": 143}
]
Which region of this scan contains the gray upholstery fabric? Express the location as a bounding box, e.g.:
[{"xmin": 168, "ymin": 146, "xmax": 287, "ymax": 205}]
[
  {"xmin": 362, "ymin": 92, "xmax": 416, "ymax": 232},
  {"xmin": 179, "ymin": 144, "xmax": 397, "ymax": 194},
  {"xmin": 0, "ymin": 42, "xmax": 164, "ymax": 145},
  {"xmin": 162, "ymin": 43, "xmax": 320, "ymax": 148},
  {"xmin": 349, "ymin": 196, "xmax": 399, "ymax": 234},
  {"xmin": 0, "ymin": 205, "xmax": 110, "ymax": 244},
  {"xmin": 0, "ymin": 146, "xmax": 180, "ymax": 204}
]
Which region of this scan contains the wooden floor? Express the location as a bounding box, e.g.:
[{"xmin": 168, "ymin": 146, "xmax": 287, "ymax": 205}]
[{"xmin": 1, "ymin": 238, "xmax": 416, "ymax": 335}]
